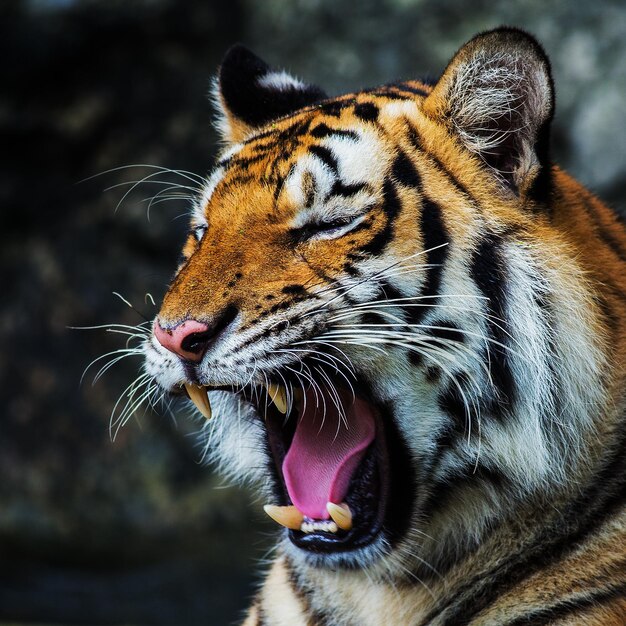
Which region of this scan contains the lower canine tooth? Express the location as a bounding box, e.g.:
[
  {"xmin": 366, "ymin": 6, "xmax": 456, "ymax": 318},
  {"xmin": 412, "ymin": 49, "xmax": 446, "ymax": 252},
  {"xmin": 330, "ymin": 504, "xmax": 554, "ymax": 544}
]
[
  {"xmin": 326, "ymin": 502, "xmax": 353, "ymax": 531},
  {"xmin": 184, "ymin": 383, "xmax": 212, "ymax": 420},
  {"xmin": 266, "ymin": 383, "xmax": 288, "ymax": 414},
  {"xmin": 263, "ymin": 505, "xmax": 304, "ymax": 530}
]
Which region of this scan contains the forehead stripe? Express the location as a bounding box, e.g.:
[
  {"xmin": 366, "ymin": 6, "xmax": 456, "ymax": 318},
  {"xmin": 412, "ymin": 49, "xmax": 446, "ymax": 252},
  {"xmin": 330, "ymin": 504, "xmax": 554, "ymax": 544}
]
[
  {"xmin": 310, "ymin": 123, "xmax": 359, "ymax": 140},
  {"xmin": 404, "ymin": 121, "xmax": 475, "ymax": 201},
  {"xmin": 328, "ymin": 180, "xmax": 368, "ymax": 200},
  {"xmin": 394, "ymin": 83, "xmax": 430, "ymax": 97},
  {"xmin": 308, "ymin": 144, "xmax": 339, "ymax": 175},
  {"xmin": 353, "ymin": 102, "xmax": 379, "ymax": 122},
  {"xmin": 357, "ymin": 178, "xmax": 401, "ymax": 256}
]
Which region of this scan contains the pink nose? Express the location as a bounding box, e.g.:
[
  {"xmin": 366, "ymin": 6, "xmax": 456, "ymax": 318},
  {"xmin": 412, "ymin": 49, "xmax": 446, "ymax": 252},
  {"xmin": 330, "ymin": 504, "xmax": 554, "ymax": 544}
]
[{"xmin": 153, "ymin": 319, "xmax": 212, "ymax": 362}]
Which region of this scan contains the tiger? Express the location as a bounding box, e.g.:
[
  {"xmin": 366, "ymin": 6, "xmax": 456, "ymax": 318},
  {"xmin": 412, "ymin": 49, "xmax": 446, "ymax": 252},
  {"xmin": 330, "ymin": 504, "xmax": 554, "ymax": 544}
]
[{"xmin": 142, "ymin": 27, "xmax": 626, "ymax": 625}]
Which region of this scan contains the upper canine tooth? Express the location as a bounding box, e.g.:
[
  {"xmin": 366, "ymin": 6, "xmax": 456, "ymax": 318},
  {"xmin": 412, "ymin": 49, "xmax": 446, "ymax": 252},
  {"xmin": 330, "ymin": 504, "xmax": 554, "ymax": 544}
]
[
  {"xmin": 266, "ymin": 383, "xmax": 288, "ymax": 414},
  {"xmin": 184, "ymin": 383, "xmax": 212, "ymax": 420},
  {"xmin": 326, "ymin": 502, "xmax": 353, "ymax": 531},
  {"xmin": 263, "ymin": 504, "xmax": 304, "ymax": 530}
]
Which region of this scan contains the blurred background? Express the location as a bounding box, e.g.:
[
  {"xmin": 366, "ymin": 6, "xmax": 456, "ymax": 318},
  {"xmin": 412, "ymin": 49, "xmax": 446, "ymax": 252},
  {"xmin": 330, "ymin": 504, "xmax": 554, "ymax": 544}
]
[{"xmin": 1, "ymin": 0, "xmax": 625, "ymax": 624}]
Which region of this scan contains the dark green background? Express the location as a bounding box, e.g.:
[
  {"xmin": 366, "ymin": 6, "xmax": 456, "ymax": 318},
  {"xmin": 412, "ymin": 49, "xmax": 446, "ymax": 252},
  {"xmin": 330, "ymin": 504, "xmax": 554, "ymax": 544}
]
[{"xmin": 2, "ymin": 0, "xmax": 624, "ymax": 624}]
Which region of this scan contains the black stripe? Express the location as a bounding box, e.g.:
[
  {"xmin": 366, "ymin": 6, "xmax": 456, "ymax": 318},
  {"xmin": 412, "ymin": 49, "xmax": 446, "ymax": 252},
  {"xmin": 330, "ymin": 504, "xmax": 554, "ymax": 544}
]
[
  {"xmin": 357, "ymin": 178, "xmax": 401, "ymax": 256},
  {"xmin": 504, "ymin": 582, "xmax": 626, "ymax": 626},
  {"xmin": 318, "ymin": 100, "xmax": 348, "ymax": 117},
  {"xmin": 392, "ymin": 81, "xmax": 430, "ymax": 97},
  {"xmin": 380, "ymin": 91, "xmax": 411, "ymax": 101},
  {"xmin": 281, "ymin": 118, "xmax": 314, "ymax": 142},
  {"xmin": 310, "ymin": 123, "xmax": 359, "ymax": 140},
  {"xmin": 343, "ymin": 261, "xmax": 360, "ymax": 276},
  {"xmin": 229, "ymin": 152, "xmax": 268, "ymax": 170},
  {"xmin": 264, "ymin": 121, "xmax": 315, "ymax": 198},
  {"xmin": 245, "ymin": 594, "xmax": 266, "ymax": 626},
  {"xmin": 308, "ymin": 144, "xmax": 339, "ymax": 174},
  {"xmin": 222, "ymin": 173, "xmax": 256, "ymax": 188},
  {"xmin": 425, "ymin": 365, "xmax": 441, "ymax": 383},
  {"xmin": 433, "ymin": 422, "xmax": 456, "ymax": 454},
  {"xmin": 583, "ymin": 198, "xmax": 626, "ymax": 264},
  {"xmin": 246, "ymin": 136, "xmax": 290, "ymax": 153},
  {"xmin": 424, "ymin": 320, "xmax": 465, "ymax": 344},
  {"xmin": 408, "ymin": 349, "xmax": 424, "ymax": 367},
  {"xmin": 239, "ymin": 296, "xmax": 313, "ymax": 344},
  {"xmin": 423, "ymin": 423, "xmax": 626, "ymax": 626},
  {"xmin": 241, "ymin": 126, "xmax": 277, "ymax": 144},
  {"xmin": 469, "ymin": 234, "xmax": 514, "ymax": 419},
  {"xmin": 378, "ymin": 280, "xmax": 406, "ymax": 303},
  {"xmin": 345, "ymin": 217, "xmax": 373, "ymax": 239},
  {"xmin": 597, "ymin": 294, "xmax": 621, "ymax": 342},
  {"xmin": 364, "ymin": 87, "xmax": 411, "ymax": 101},
  {"xmin": 534, "ymin": 289, "xmax": 563, "ymax": 439},
  {"xmin": 436, "ymin": 371, "xmax": 474, "ymax": 438},
  {"xmin": 436, "ymin": 388, "xmax": 468, "ymax": 438},
  {"xmin": 409, "ymin": 321, "xmax": 465, "ymax": 369},
  {"xmin": 248, "ymin": 117, "xmax": 314, "ymax": 152},
  {"xmin": 419, "ymin": 197, "xmax": 449, "ymax": 299},
  {"xmin": 307, "ymin": 263, "xmax": 348, "ymax": 296},
  {"xmin": 328, "ymin": 180, "xmax": 368, "ymax": 199},
  {"xmin": 361, "ymin": 312, "xmax": 388, "ymax": 327},
  {"xmin": 342, "ymin": 291, "xmax": 358, "ymax": 307},
  {"xmin": 603, "ymin": 277, "xmax": 626, "ymax": 308},
  {"xmin": 379, "ymin": 399, "xmax": 419, "ymax": 549},
  {"xmin": 402, "ymin": 196, "xmax": 450, "ymax": 327},
  {"xmin": 353, "ymin": 102, "xmax": 379, "ymax": 122},
  {"xmin": 405, "ymin": 122, "xmax": 475, "ymax": 201},
  {"xmin": 599, "ymin": 226, "xmax": 626, "ymax": 265},
  {"xmin": 423, "ymin": 460, "xmax": 507, "ymax": 525},
  {"xmin": 282, "ymin": 284, "xmax": 307, "ymax": 295},
  {"xmin": 272, "ymin": 172, "xmax": 286, "ymax": 203},
  {"xmin": 392, "ymin": 149, "xmax": 422, "ymax": 189}
]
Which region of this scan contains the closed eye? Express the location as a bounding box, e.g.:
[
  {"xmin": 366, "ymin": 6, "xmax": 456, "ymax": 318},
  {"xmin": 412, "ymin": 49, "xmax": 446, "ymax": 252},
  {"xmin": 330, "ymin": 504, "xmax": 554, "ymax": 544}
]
[{"xmin": 297, "ymin": 213, "xmax": 366, "ymax": 242}]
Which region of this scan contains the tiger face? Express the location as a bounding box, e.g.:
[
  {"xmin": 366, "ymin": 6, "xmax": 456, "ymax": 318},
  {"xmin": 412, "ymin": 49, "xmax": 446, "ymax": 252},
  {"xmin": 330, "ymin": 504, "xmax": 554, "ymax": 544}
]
[{"xmin": 143, "ymin": 27, "xmax": 616, "ymax": 586}]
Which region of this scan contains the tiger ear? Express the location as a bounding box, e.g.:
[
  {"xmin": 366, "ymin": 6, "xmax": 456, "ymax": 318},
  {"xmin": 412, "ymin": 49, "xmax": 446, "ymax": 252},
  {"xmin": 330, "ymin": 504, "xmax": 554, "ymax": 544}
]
[
  {"xmin": 212, "ymin": 45, "xmax": 327, "ymax": 145},
  {"xmin": 423, "ymin": 28, "xmax": 554, "ymax": 198}
]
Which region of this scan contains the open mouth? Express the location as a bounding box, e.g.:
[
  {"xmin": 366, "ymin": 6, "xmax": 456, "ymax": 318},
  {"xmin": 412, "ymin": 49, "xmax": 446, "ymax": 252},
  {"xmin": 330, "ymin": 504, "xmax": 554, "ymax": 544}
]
[
  {"xmin": 181, "ymin": 373, "xmax": 414, "ymax": 561},
  {"xmin": 263, "ymin": 384, "xmax": 390, "ymax": 555}
]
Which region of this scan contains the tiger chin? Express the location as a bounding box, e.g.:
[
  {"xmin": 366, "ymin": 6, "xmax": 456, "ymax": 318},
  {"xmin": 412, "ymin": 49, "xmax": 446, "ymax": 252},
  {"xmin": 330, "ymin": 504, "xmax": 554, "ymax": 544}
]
[{"xmin": 142, "ymin": 28, "xmax": 626, "ymax": 625}]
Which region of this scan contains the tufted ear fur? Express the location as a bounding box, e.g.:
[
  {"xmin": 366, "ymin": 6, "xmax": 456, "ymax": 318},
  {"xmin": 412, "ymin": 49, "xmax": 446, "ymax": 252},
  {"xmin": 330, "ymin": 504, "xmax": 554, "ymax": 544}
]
[
  {"xmin": 212, "ymin": 45, "xmax": 328, "ymax": 145},
  {"xmin": 423, "ymin": 28, "xmax": 554, "ymax": 198}
]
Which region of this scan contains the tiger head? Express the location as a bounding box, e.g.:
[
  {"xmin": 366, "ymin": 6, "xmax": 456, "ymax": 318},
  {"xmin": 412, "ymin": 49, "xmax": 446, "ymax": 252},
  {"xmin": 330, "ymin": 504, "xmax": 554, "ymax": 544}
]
[{"xmin": 143, "ymin": 29, "xmax": 609, "ymax": 575}]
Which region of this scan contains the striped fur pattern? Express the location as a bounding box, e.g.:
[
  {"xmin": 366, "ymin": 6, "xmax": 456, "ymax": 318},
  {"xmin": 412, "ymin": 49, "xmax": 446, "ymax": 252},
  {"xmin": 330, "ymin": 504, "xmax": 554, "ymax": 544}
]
[{"xmin": 143, "ymin": 29, "xmax": 626, "ymax": 624}]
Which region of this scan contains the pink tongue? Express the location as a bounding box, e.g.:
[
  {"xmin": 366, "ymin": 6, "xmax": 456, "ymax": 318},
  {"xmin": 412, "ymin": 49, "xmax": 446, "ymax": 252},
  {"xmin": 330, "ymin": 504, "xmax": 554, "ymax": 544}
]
[{"xmin": 282, "ymin": 388, "xmax": 376, "ymax": 519}]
